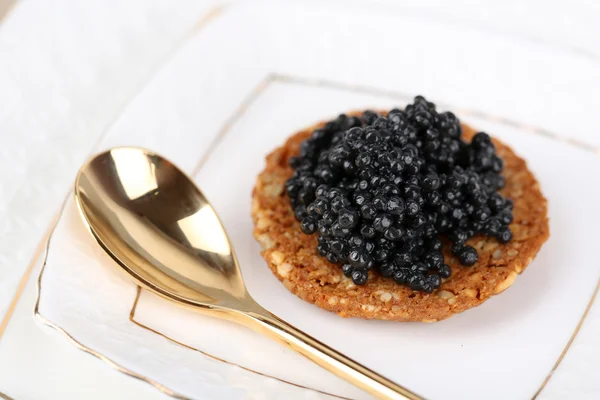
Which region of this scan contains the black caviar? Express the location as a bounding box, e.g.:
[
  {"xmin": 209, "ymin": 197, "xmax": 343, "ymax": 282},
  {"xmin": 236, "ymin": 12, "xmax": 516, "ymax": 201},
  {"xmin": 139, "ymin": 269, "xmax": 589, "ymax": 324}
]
[{"xmin": 286, "ymin": 96, "xmax": 513, "ymax": 293}]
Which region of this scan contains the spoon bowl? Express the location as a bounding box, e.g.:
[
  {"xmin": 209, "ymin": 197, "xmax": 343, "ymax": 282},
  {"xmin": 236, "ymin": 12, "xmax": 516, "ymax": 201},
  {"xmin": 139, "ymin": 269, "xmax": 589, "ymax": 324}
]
[
  {"xmin": 75, "ymin": 147, "xmax": 420, "ymax": 400},
  {"xmin": 75, "ymin": 147, "xmax": 256, "ymax": 312}
]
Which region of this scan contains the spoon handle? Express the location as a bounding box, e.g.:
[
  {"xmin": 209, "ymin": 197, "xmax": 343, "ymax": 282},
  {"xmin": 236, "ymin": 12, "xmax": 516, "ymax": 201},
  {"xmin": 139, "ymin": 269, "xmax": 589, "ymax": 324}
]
[{"xmin": 240, "ymin": 311, "xmax": 422, "ymax": 400}]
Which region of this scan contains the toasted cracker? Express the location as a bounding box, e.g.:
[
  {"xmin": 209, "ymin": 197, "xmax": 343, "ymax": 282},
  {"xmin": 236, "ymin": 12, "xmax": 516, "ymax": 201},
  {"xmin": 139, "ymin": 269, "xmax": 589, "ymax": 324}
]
[{"xmin": 252, "ymin": 115, "xmax": 549, "ymax": 322}]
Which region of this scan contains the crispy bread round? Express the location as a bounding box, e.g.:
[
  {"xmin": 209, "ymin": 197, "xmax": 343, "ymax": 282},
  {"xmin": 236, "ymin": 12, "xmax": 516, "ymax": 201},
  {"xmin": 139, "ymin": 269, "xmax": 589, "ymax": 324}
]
[{"xmin": 252, "ymin": 115, "xmax": 549, "ymax": 322}]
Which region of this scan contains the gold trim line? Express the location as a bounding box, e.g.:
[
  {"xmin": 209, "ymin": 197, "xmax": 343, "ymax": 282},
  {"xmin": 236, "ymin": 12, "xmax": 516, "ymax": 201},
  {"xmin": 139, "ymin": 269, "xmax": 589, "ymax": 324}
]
[
  {"xmin": 0, "ymin": 390, "xmax": 15, "ymax": 400},
  {"xmin": 272, "ymin": 73, "xmax": 598, "ymax": 154},
  {"xmin": 0, "ymin": 210, "xmax": 60, "ymax": 341},
  {"xmin": 130, "ymin": 288, "xmax": 350, "ymax": 400},
  {"xmin": 0, "ymin": 0, "xmax": 17, "ymax": 24},
  {"xmin": 531, "ymin": 276, "xmax": 600, "ymax": 399}
]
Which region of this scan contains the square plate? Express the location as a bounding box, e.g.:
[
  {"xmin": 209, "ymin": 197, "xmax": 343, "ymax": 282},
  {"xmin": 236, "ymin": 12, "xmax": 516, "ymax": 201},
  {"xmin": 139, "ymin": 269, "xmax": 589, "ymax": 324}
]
[{"xmin": 35, "ymin": 2, "xmax": 600, "ymax": 399}]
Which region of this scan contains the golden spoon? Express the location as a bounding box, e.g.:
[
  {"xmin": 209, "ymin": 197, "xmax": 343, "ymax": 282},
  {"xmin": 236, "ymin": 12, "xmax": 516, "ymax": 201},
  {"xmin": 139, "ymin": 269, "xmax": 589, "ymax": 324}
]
[{"xmin": 74, "ymin": 147, "xmax": 421, "ymax": 400}]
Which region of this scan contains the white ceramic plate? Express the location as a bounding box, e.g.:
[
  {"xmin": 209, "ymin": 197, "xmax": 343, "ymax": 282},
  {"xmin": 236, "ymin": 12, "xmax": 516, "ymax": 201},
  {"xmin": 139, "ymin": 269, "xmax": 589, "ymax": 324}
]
[{"xmin": 35, "ymin": 2, "xmax": 600, "ymax": 399}]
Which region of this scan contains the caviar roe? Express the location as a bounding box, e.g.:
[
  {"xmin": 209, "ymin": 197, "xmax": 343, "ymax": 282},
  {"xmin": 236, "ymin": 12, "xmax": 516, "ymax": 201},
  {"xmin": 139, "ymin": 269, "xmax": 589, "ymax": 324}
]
[{"xmin": 285, "ymin": 96, "xmax": 513, "ymax": 293}]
